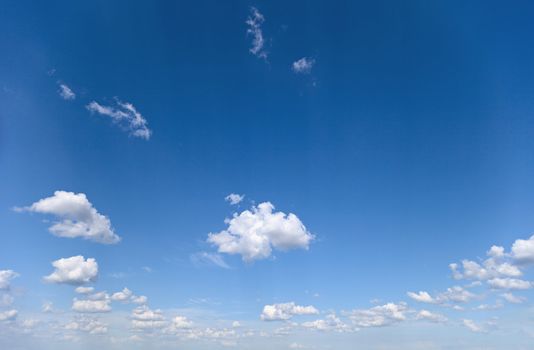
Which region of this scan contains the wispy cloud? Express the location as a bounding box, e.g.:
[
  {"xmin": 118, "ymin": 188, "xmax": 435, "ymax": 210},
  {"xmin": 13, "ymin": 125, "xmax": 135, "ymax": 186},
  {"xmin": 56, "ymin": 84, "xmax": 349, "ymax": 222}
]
[
  {"xmin": 86, "ymin": 99, "xmax": 152, "ymax": 140},
  {"xmin": 225, "ymin": 193, "xmax": 244, "ymax": 205},
  {"xmin": 58, "ymin": 83, "xmax": 76, "ymax": 100},
  {"xmin": 292, "ymin": 57, "xmax": 315, "ymax": 74},
  {"xmin": 246, "ymin": 7, "xmax": 268, "ymax": 59},
  {"xmin": 190, "ymin": 252, "xmax": 230, "ymax": 269}
]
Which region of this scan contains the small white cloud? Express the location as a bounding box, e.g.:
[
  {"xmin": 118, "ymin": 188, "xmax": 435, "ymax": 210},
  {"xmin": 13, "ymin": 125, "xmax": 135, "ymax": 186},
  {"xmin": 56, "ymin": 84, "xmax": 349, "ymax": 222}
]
[
  {"xmin": 58, "ymin": 83, "xmax": 75, "ymax": 100},
  {"xmin": 416, "ymin": 310, "xmax": 447, "ymax": 323},
  {"xmin": 232, "ymin": 321, "xmax": 241, "ymax": 328},
  {"xmin": 511, "ymin": 234, "xmax": 534, "ymax": 263},
  {"xmin": 44, "ymin": 256, "xmax": 98, "ymax": 285},
  {"xmin": 42, "ymin": 301, "xmax": 54, "ymax": 313},
  {"xmin": 72, "ymin": 298, "xmax": 111, "ymax": 313},
  {"xmin": 75, "ymin": 286, "xmax": 94, "ymax": 294},
  {"xmin": 0, "ymin": 309, "xmax": 18, "ymax": 322},
  {"xmin": 225, "ymin": 193, "xmax": 244, "ymax": 205},
  {"xmin": 292, "ymin": 57, "xmax": 315, "ymax": 74},
  {"xmin": 131, "ymin": 305, "xmax": 166, "ymax": 329},
  {"xmin": 462, "ymin": 319, "xmax": 485, "ymax": 333},
  {"xmin": 347, "ymin": 302, "xmax": 408, "ymax": 328},
  {"xmin": 111, "ymin": 288, "xmax": 133, "ymax": 302},
  {"xmin": 65, "ymin": 316, "xmax": 108, "ymax": 334},
  {"xmin": 487, "ymin": 277, "xmax": 532, "ymax": 290},
  {"xmin": 0, "ymin": 270, "xmax": 18, "ymax": 290},
  {"xmin": 86, "ymin": 99, "xmax": 152, "ymax": 140},
  {"xmin": 261, "ymin": 302, "xmax": 318, "ymax": 321},
  {"xmin": 208, "ymin": 202, "xmax": 314, "ymax": 262},
  {"xmin": 246, "ymin": 7, "xmax": 268, "ymax": 59},
  {"xmin": 500, "ymin": 292, "xmax": 526, "ymax": 304},
  {"xmin": 131, "ymin": 295, "xmax": 148, "ymax": 305},
  {"xmin": 406, "ymin": 291, "xmax": 435, "ymax": 304},
  {"xmin": 17, "ymin": 190, "xmax": 121, "ymax": 244},
  {"xmin": 301, "ymin": 313, "xmax": 350, "ymax": 332}
]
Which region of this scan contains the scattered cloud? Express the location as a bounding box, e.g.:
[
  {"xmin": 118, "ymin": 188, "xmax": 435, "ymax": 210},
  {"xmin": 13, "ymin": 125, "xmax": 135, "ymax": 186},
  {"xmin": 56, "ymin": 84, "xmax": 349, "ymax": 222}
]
[
  {"xmin": 246, "ymin": 7, "xmax": 268, "ymax": 59},
  {"xmin": 44, "ymin": 256, "xmax": 98, "ymax": 285},
  {"xmin": 208, "ymin": 202, "xmax": 314, "ymax": 261},
  {"xmin": 301, "ymin": 313, "xmax": 350, "ymax": 332},
  {"xmin": 0, "ymin": 309, "xmax": 18, "ymax": 322},
  {"xmin": 500, "ymin": 292, "xmax": 526, "ymax": 304},
  {"xmin": 511, "ymin": 235, "xmax": 534, "ymax": 263},
  {"xmin": 487, "ymin": 278, "xmax": 532, "ymax": 290},
  {"xmin": 75, "ymin": 286, "xmax": 95, "ymax": 294},
  {"xmin": 16, "ymin": 190, "xmax": 121, "ymax": 244},
  {"xmin": 131, "ymin": 305, "xmax": 166, "ymax": 329},
  {"xmin": 292, "ymin": 58, "xmax": 315, "ymax": 74},
  {"xmin": 462, "ymin": 319, "xmax": 485, "ymax": 333},
  {"xmin": 261, "ymin": 302, "xmax": 319, "ymax": 321},
  {"xmin": 65, "ymin": 316, "xmax": 108, "ymax": 334},
  {"xmin": 58, "ymin": 83, "xmax": 75, "ymax": 100},
  {"xmin": 86, "ymin": 99, "xmax": 152, "ymax": 140},
  {"xmin": 416, "ymin": 310, "xmax": 447, "ymax": 323},
  {"xmin": 225, "ymin": 193, "xmax": 244, "ymax": 205},
  {"xmin": 0, "ymin": 270, "xmax": 18, "ymax": 290},
  {"xmin": 347, "ymin": 302, "xmax": 408, "ymax": 328},
  {"xmin": 407, "ymin": 291, "xmax": 435, "ymax": 304},
  {"xmin": 72, "ymin": 298, "xmax": 111, "ymax": 313},
  {"xmin": 407, "ymin": 286, "xmax": 476, "ymax": 305}
]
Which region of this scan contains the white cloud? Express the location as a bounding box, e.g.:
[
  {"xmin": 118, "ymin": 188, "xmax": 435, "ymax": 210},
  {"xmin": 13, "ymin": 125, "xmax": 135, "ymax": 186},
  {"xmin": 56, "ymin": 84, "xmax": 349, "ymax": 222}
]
[
  {"xmin": 18, "ymin": 190, "xmax": 121, "ymax": 244},
  {"xmin": 65, "ymin": 316, "xmax": 108, "ymax": 334},
  {"xmin": 58, "ymin": 83, "xmax": 75, "ymax": 100},
  {"xmin": 347, "ymin": 302, "xmax": 408, "ymax": 328},
  {"xmin": 500, "ymin": 292, "xmax": 526, "ymax": 304},
  {"xmin": 132, "ymin": 295, "xmax": 148, "ymax": 305},
  {"xmin": 0, "ymin": 309, "xmax": 18, "ymax": 322},
  {"xmin": 406, "ymin": 291, "xmax": 435, "ymax": 304},
  {"xmin": 462, "ymin": 319, "xmax": 485, "ymax": 333},
  {"xmin": 86, "ymin": 99, "xmax": 152, "ymax": 140},
  {"xmin": 131, "ymin": 305, "xmax": 166, "ymax": 329},
  {"xmin": 208, "ymin": 202, "xmax": 314, "ymax": 261},
  {"xmin": 487, "ymin": 278, "xmax": 532, "ymax": 290},
  {"xmin": 246, "ymin": 7, "xmax": 268, "ymax": 59},
  {"xmin": 0, "ymin": 270, "xmax": 18, "ymax": 290},
  {"xmin": 190, "ymin": 252, "xmax": 230, "ymax": 269},
  {"xmin": 261, "ymin": 302, "xmax": 319, "ymax": 321},
  {"xmin": 75, "ymin": 286, "xmax": 94, "ymax": 294},
  {"xmin": 111, "ymin": 288, "xmax": 133, "ymax": 302},
  {"xmin": 42, "ymin": 301, "xmax": 54, "ymax": 313},
  {"xmin": 44, "ymin": 256, "xmax": 98, "ymax": 285},
  {"xmin": 292, "ymin": 58, "xmax": 315, "ymax": 74},
  {"xmin": 225, "ymin": 193, "xmax": 244, "ymax": 205},
  {"xmin": 511, "ymin": 234, "xmax": 534, "ymax": 263},
  {"xmin": 301, "ymin": 313, "xmax": 350, "ymax": 332},
  {"xmin": 72, "ymin": 298, "xmax": 111, "ymax": 313},
  {"xmin": 416, "ymin": 310, "xmax": 447, "ymax": 323}
]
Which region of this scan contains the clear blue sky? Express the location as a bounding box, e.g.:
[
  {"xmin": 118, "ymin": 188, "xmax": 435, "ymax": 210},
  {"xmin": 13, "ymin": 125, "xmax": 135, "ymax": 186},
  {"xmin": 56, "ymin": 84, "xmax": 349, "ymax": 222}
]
[{"xmin": 1, "ymin": 1, "xmax": 534, "ymax": 349}]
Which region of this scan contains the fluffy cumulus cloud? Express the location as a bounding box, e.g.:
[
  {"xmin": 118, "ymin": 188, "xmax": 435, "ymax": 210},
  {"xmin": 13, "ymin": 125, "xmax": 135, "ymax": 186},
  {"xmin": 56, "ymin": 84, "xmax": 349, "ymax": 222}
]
[
  {"xmin": 511, "ymin": 234, "xmax": 534, "ymax": 263},
  {"xmin": 0, "ymin": 309, "xmax": 18, "ymax": 322},
  {"xmin": 208, "ymin": 202, "xmax": 314, "ymax": 261},
  {"xmin": 501, "ymin": 292, "xmax": 525, "ymax": 304},
  {"xmin": 261, "ymin": 302, "xmax": 319, "ymax": 321},
  {"xmin": 65, "ymin": 316, "xmax": 108, "ymax": 334},
  {"xmin": 407, "ymin": 286, "xmax": 476, "ymax": 306},
  {"xmin": 246, "ymin": 7, "xmax": 267, "ymax": 59},
  {"xmin": 58, "ymin": 83, "xmax": 75, "ymax": 100},
  {"xmin": 86, "ymin": 99, "xmax": 151, "ymax": 140},
  {"xmin": 292, "ymin": 57, "xmax": 315, "ymax": 74},
  {"xmin": 347, "ymin": 302, "xmax": 408, "ymax": 328},
  {"xmin": 131, "ymin": 305, "xmax": 166, "ymax": 329},
  {"xmin": 0, "ymin": 270, "xmax": 18, "ymax": 290},
  {"xmin": 44, "ymin": 256, "xmax": 98, "ymax": 285},
  {"xmin": 225, "ymin": 193, "xmax": 244, "ymax": 205},
  {"xmin": 72, "ymin": 298, "xmax": 111, "ymax": 313},
  {"xmin": 17, "ymin": 190, "xmax": 121, "ymax": 244},
  {"xmin": 449, "ymin": 246, "xmax": 522, "ymax": 281},
  {"xmin": 487, "ymin": 277, "xmax": 532, "ymax": 290},
  {"xmin": 407, "ymin": 291, "xmax": 435, "ymax": 304},
  {"xmin": 301, "ymin": 313, "xmax": 350, "ymax": 332},
  {"xmin": 416, "ymin": 310, "xmax": 447, "ymax": 323}
]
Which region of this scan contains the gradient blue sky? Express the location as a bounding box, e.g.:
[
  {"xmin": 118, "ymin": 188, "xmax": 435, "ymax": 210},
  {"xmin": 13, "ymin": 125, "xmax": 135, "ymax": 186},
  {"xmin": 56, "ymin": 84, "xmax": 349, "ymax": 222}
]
[{"xmin": 2, "ymin": 1, "xmax": 534, "ymax": 349}]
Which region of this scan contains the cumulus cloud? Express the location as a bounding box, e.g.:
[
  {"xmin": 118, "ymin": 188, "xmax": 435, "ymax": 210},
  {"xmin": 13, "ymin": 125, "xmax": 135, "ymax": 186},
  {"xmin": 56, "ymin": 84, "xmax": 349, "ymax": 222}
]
[
  {"xmin": 44, "ymin": 256, "xmax": 98, "ymax": 285},
  {"xmin": 75, "ymin": 286, "xmax": 94, "ymax": 294},
  {"xmin": 292, "ymin": 58, "xmax": 315, "ymax": 74},
  {"xmin": 261, "ymin": 302, "xmax": 319, "ymax": 321},
  {"xmin": 72, "ymin": 298, "xmax": 111, "ymax": 313},
  {"xmin": 0, "ymin": 309, "xmax": 18, "ymax": 322},
  {"xmin": 406, "ymin": 291, "xmax": 435, "ymax": 304},
  {"xmin": 511, "ymin": 235, "xmax": 534, "ymax": 263},
  {"xmin": 449, "ymin": 246, "xmax": 522, "ymax": 281},
  {"xmin": 17, "ymin": 190, "xmax": 121, "ymax": 244},
  {"xmin": 487, "ymin": 278, "xmax": 532, "ymax": 290},
  {"xmin": 462, "ymin": 319, "xmax": 485, "ymax": 333},
  {"xmin": 347, "ymin": 302, "xmax": 408, "ymax": 328},
  {"xmin": 86, "ymin": 99, "xmax": 152, "ymax": 140},
  {"xmin": 58, "ymin": 83, "xmax": 75, "ymax": 100},
  {"xmin": 500, "ymin": 292, "xmax": 526, "ymax": 304},
  {"xmin": 225, "ymin": 193, "xmax": 244, "ymax": 205},
  {"xmin": 131, "ymin": 305, "xmax": 166, "ymax": 329},
  {"xmin": 0, "ymin": 270, "xmax": 18, "ymax": 290},
  {"xmin": 208, "ymin": 202, "xmax": 314, "ymax": 261},
  {"xmin": 416, "ymin": 310, "xmax": 447, "ymax": 323},
  {"xmin": 246, "ymin": 7, "xmax": 268, "ymax": 59},
  {"xmin": 65, "ymin": 316, "xmax": 108, "ymax": 334},
  {"xmin": 111, "ymin": 288, "xmax": 133, "ymax": 302},
  {"xmin": 301, "ymin": 313, "xmax": 350, "ymax": 332},
  {"xmin": 407, "ymin": 286, "xmax": 476, "ymax": 306}
]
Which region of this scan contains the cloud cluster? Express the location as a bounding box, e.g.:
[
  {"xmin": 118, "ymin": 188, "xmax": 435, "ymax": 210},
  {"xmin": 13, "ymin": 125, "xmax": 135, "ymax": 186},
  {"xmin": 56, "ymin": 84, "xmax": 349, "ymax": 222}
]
[
  {"xmin": 208, "ymin": 202, "xmax": 314, "ymax": 261},
  {"xmin": 86, "ymin": 99, "xmax": 152, "ymax": 140},
  {"xmin": 407, "ymin": 286, "xmax": 476, "ymax": 305},
  {"xmin": 347, "ymin": 302, "xmax": 408, "ymax": 328},
  {"xmin": 44, "ymin": 256, "xmax": 98, "ymax": 285},
  {"xmin": 260, "ymin": 302, "xmax": 318, "ymax": 321},
  {"xmin": 246, "ymin": 7, "xmax": 267, "ymax": 59},
  {"xmin": 17, "ymin": 190, "xmax": 121, "ymax": 244},
  {"xmin": 301, "ymin": 313, "xmax": 350, "ymax": 332}
]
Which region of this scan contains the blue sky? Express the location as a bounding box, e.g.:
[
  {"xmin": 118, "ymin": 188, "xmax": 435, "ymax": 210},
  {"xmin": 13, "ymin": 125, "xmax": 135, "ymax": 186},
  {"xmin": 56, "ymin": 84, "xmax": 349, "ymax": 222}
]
[{"xmin": 2, "ymin": 0, "xmax": 534, "ymax": 348}]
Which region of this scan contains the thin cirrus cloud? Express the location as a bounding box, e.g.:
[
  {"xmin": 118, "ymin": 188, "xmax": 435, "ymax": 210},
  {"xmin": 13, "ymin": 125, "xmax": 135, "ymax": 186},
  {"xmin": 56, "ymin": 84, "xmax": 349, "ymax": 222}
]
[
  {"xmin": 15, "ymin": 190, "xmax": 121, "ymax": 244},
  {"xmin": 292, "ymin": 57, "xmax": 315, "ymax": 74},
  {"xmin": 246, "ymin": 7, "xmax": 268, "ymax": 59},
  {"xmin": 207, "ymin": 202, "xmax": 314, "ymax": 262},
  {"xmin": 190, "ymin": 252, "xmax": 230, "ymax": 269},
  {"xmin": 86, "ymin": 99, "xmax": 152, "ymax": 140},
  {"xmin": 43, "ymin": 255, "xmax": 98, "ymax": 285},
  {"xmin": 260, "ymin": 302, "xmax": 319, "ymax": 321}
]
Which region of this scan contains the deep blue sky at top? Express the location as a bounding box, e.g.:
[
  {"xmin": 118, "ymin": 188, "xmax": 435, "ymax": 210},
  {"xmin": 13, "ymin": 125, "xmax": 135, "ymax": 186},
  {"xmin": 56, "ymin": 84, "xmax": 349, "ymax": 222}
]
[{"xmin": 2, "ymin": 0, "xmax": 534, "ymax": 313}]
